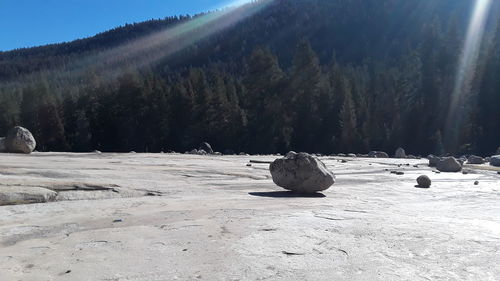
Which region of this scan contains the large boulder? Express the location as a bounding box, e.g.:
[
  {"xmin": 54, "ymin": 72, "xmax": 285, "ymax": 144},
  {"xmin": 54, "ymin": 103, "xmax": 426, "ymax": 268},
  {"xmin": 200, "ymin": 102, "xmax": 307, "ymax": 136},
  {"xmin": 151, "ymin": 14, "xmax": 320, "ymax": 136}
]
[
  {"xmin": 269, "ymin": 152, "xmax": 335, "ymax": 193},
  {"xmin": 490, "ymin": 155, "xmax": 500, "ymax": 167},
  {"xmin": 467, "ymin": 155, "xmax": 485, "ymax": 165},
  {"xmin": 5, "ymin": 127, "xmax": 36, "ymax": 154},
  {"xmin": 436, "ymin": 157, "xmax": 462, "ymax": 173},
  {"xmin": 0, "ymin": 137, "xmax": 5, "ymax": 152},
  {"xmin": 199, "ymin": 142, "xmax": 213, "ymax": 154},
  {"xmin": 368, "ymin": 151, "xmax": 389, "ymax": 158},
  {"xmin": 394, "ymin": 147, "xmax": 406, "ymax": 158}
]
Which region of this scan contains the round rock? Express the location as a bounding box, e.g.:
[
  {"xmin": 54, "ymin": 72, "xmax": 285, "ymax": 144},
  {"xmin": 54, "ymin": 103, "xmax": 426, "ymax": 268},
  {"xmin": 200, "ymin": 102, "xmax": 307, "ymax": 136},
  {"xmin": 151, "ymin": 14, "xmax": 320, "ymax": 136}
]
[
  {"xmin": 416, "ymin": 175, "xmax": 431, "ymax": 188},
  {"xmin": 5, "ymin": 126, "xmax": 36, "ymax": 154},
  {"xmin": 269, "ymin": 152, "xmax": 335, "ymax": 193}
]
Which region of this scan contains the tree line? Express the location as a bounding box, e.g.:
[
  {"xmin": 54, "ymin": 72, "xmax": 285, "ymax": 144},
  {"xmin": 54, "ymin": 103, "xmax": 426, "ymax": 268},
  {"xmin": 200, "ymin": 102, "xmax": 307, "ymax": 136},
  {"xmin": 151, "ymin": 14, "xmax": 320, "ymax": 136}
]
[{"xmin": 0, "ymin": 0, "xmax": 499, "ymax": 156}]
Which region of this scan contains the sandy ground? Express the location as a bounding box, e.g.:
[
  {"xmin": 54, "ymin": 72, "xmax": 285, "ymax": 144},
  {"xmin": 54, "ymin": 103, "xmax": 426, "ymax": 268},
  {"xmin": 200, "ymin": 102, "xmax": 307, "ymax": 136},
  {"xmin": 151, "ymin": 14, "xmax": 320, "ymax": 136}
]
[{"xmin": 0, "ymin": 152, "xmax": 499, "ymax": 281}]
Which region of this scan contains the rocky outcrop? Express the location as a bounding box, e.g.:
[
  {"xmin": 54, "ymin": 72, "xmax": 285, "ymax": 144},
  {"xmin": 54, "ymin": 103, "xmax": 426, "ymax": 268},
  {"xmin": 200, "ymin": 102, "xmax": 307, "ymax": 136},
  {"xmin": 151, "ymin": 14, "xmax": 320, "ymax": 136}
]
[
  {"xmin": 368, "ymin": 151, "xmax": 389, "ymax": 158},
  {"xmin": 436, "ymin": 157, "xmax": 462, "ymax": 173},
  {"xmin": 467, "ymin": 155, "xmax": 485, "ymax": 165},
  {"xmin": 0, "ymin": 186, "xmax": 57, "ymax": 206},
  {"xmin": 4, "ymin": 126, "xmax": 36, "ymax": 154},
  {"xmin": 269, "ymin": 152, "xmax": 335, "ymax": 193},
  {"xmin": 395, "ymin": 148, "xmax": 406, "ymax": 158}
]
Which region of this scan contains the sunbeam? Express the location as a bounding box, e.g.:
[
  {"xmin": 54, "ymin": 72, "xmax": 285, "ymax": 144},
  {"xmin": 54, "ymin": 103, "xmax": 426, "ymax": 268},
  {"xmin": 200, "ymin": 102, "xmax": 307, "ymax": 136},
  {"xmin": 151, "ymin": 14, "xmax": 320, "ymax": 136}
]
[
  {"xmin": 444, "ymin": 0, "xmax": 492, "ymax": 150},
  {"xmin": 0, "ymin": 0, "xmax": 273, "ymax": 87},
  {"xmin": 72, "ymin": 0, "xmax": 274, "ymax": 78}
]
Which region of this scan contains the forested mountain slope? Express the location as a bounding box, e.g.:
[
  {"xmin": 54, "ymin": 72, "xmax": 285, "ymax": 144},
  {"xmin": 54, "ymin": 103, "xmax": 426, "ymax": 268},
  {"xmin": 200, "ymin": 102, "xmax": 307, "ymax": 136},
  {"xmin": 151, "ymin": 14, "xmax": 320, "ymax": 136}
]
[{"xmin": 0, "ymin": 0, "xmax": 499, "ymax": 155}]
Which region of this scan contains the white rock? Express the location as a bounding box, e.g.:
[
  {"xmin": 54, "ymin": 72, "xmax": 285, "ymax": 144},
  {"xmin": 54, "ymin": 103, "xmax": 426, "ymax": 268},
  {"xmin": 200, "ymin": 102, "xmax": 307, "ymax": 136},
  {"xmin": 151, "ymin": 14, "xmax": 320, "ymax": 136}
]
[
  {"xmin": 5, "ymin": 126, "xmax": 36, "ymax": 154},
  {"xmin": 269, "ymin": 152, "xmax": 335, "ymax": 193}
]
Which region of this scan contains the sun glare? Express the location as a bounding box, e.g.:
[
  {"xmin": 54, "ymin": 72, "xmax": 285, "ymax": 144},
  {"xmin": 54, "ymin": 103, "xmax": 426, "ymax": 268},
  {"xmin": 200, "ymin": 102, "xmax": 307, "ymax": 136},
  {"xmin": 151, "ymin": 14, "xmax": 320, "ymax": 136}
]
[{"xmin": 444, "ymin": 0, "xmax": 492, "ymax": 149}]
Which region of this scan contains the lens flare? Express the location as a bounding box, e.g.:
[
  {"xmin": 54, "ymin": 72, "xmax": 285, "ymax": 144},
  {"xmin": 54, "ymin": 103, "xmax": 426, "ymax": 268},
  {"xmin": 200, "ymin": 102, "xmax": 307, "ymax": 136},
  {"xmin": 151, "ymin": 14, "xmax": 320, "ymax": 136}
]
[{"xmin": 444, "ymin": 0, "xmax": 492, "ymax": 150}]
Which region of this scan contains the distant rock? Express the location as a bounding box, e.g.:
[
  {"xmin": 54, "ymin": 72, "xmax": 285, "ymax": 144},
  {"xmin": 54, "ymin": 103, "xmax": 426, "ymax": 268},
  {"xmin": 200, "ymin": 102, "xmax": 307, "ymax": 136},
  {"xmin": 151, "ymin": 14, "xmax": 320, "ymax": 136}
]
[
  {"xmin": 416, "ymin": 175, "xmax": 431, "ymax": 188},
  {"xmin": 269, "ymin": 152, "xmax": 335, "ymax": 193},
  {"xmin": 368, "ymin": 151, "xmax": 389, "ymax": 158},
  {"xmin": 428, "ymin": 155, "xmax": 440, "ymax": 167},
  {"xmin": 5, "ymin": 126, "xmax": 36, "ymax": 154},
  {"xmin": 395, "ymin": 147, "xmax": 406, "ymax": 158},
  {"xmin": 199, "ymin": 142, "xmax": 213, "ymax": 154},
  {"xmin": 337, "ymin": 153, "xmax": 347, "ymax": 157},
  {"xmin": 197, "ymin": 149, "xmax": 207, "ymax": 155},
  {"xmin": 467, "ymin": 155, "xmax": 485, "ymax": 165},
  {"xmin": 457, "ymin": 156, "xmax": 467, "ymax": 165},
  {"xmin": 490, "ymin": 155, "xmax": 500, "ymax": 167},
  {"xmin": 0, "ymin": 137, "xmax": 5, "ymax": 152},
  {"xmin": 496, "ymin": 147, "xmax": 500, "ymax": 155},
  {"xmin": 347, "ymin": 153, "xmax": 357, "ymax": 158},
  {"xmin": 436, "ymin": 157, "xmax": 462, "ymax": 173}
]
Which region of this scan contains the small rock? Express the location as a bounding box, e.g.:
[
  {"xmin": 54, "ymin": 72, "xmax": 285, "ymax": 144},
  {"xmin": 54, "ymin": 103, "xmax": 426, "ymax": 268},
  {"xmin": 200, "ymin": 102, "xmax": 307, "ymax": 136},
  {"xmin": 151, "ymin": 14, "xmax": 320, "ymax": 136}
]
[
  {"xmin": 428, "ymin": 154, "xmax": 441, "ymax": 167},
  {"xmin": 490, "ymin": 155, "xmax": 500, "ymax": 167},
  {"xmin": 368, "ymin": 151, "xmax": 389, "ymax": 158},
  {"xmin": 391, "ymin": 171, "xmax": 404, "ymax": 175},
  {"xmin": 246, "ymin": 163, "xmax": 252, "ymax": 167},
  {"xmin": 199, "ymin": 142, "xmax": 213, "ymax": 154},
  {"xmin": 269, "ymin": 152, "xmax": 335, "ymax": 193},
  {"xmin": 395, "ymin": 147, "xmax": 406, "ymax": 158},
  {"xmin": 341, "ymin": 160, "xmax": 348, "ymax": 163},
  {"xmin": 436, "ymin": 157, "xmax": 462, "ymax": 173},
  {"xmin": 416, "ymin": 175, "xmax": 431, "ymax": 188},
  {"xmin": 474, "ymin": 181, "xmax": 479, "ymax": 185},
  {"xmin": 467, "ymin": 155, "xmax": 485, "ymax": 165}
]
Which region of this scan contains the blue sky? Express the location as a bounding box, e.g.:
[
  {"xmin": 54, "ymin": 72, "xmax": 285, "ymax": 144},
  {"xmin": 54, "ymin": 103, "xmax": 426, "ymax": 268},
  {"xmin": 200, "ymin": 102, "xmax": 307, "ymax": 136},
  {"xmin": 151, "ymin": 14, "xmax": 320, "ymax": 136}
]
[{"xmin": 0, "ymin": 0, "xmax": 248, "ymax": 51}]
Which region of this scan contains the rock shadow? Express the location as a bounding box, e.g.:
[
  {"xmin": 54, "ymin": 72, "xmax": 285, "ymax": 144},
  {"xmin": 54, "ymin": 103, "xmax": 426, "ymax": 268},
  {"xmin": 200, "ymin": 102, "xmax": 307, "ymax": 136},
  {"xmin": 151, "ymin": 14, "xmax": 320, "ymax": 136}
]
[{"xmin": 249, "ymin": 191, "xmax": 326, "ymax": 198}]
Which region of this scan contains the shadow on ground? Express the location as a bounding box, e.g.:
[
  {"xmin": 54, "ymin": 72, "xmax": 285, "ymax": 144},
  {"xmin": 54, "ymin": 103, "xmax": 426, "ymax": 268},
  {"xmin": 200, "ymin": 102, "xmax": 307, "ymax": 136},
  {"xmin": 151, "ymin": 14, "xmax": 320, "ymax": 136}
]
[{"xmin": 248, "ymin": 191, "xmax": 326, "ymax": 198}]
